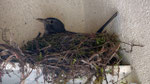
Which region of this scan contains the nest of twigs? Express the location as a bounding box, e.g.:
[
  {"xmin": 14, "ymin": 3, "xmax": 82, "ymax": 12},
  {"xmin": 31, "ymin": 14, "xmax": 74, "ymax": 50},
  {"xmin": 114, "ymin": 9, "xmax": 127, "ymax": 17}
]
[{"xmin": 0, "ymin": 31, "xmax": 122, "ymax": 84}]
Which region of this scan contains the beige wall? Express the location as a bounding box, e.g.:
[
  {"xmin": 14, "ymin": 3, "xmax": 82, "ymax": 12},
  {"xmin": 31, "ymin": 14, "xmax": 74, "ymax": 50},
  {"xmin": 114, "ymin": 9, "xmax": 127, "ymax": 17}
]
[
  {"xmin": 0, "ymin": 0, "xmax": 85, "ymax": 45},
  {"xmin": 0, "ymin": 0, "xmax": 150, "ymax": 83},
  {"xmin": 83, "ymin": 0, "xmax": 116, "ymax": 33}
]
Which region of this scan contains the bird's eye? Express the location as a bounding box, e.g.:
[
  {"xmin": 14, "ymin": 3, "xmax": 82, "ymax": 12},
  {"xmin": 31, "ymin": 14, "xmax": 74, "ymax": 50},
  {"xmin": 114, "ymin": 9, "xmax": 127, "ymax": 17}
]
[
  {"xmin": 50, "ymin": 20, "xmax": 53, "ymax": 23},
  {"xmin": 47, "ymin": 19, "xmax": 54, "ymax": 24}
]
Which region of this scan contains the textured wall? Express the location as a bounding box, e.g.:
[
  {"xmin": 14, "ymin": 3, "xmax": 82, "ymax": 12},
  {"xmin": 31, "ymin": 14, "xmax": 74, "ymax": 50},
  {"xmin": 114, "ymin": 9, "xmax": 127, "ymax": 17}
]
[
  {"xmin": 111, "ymin": 1, "xmax": 150, "ymax": 84},
  {"xmin": 111, "ymin": 0, "xmax": 150, "ymax": 84},
  {"xmin": 83, "ymin": 0, "xmax": 150, "ymax": 83}
]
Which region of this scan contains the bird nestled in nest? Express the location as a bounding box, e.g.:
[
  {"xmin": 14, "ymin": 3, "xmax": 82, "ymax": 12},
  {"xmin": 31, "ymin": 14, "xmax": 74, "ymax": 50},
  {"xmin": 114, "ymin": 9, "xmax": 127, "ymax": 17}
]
[
  {"xmin": 36, "ymin": 12, "xmax": 117, "ymax": 36},
  {"xmin": 0, "ymin": 12, "xmax": 118, "ymax": 61},
  {"xmin": 36, "ymin": 17, "xmax": 76, "ymax": 38}
]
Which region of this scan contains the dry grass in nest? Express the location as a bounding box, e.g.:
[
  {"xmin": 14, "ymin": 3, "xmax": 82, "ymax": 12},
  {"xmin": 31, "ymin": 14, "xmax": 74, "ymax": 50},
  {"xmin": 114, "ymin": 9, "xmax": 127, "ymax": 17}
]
[{"xmin": 0, "ymin": 30, "xmax": 143, "ymax": 84}]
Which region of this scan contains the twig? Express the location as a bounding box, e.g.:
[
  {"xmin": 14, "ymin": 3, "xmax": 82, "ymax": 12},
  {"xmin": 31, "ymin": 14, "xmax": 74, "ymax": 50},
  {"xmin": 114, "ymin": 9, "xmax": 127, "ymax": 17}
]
[
  {"xmin": 20, "ymin": 68, "xmax": 33, "ymax": 84},
  {"xmin": 105, "ymin": 44, "xmax": 120, "ymax": 65},
  {"xmin": 103, "ymin": 67, "xmax": 109, "ymax": 84},
  {"xmin": 0, "ymin": 28, "xmax": 10, "ymax": 44},
  {"xmin": 121, "ymin": 41, "xmax": 144, "ymax": 53},
  {"xmin": 39, "ymin": 45, "xmax": 51, "ymax": 51}
]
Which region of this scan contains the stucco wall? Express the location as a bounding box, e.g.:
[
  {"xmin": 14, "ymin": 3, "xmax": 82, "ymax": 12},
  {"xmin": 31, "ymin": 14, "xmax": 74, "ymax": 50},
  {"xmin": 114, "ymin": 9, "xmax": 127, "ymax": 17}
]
[
  {"xmin": 83, "ymin": 0, "xmax": 150, "ymax": 83},
  {"xmin": 0, "ymin": 0, "xmax": 150, "ymax": 83},
  {"xmin": 111, "ymin": 1, "xmax": 150, "ymax": 84}
]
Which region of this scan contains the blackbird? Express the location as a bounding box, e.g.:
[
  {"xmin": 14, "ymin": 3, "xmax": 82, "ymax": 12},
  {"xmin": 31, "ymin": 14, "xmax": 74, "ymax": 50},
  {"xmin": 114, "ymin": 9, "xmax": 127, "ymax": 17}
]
[
  {"xmin": 37, "ymin": 12, "xmax": 118, "ymax": 36},
  {"xmin": 37, "ymin": 18, "xmax": 66, "ymax": 35}
]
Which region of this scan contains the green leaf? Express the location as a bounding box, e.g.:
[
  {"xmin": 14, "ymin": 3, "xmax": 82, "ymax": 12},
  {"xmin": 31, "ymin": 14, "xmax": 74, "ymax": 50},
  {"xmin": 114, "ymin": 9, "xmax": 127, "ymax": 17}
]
[
  {"xmin": 100, "ymin": 68, "xmax": 104, "ymax": 73},
  {"xmin": 38, "ymin": 52, "xmax": 43, "ymax": 61},
  {"xmin": 73, "ymin": 59, "xmax": 76, "ymax": 64}
]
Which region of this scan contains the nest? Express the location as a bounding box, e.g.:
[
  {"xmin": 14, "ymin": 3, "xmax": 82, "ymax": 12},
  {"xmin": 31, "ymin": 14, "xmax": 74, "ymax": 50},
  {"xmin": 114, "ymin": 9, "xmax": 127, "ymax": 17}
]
[{"xmin": 0, "ymin": 31, "xmax": 122, "ymax": 84}]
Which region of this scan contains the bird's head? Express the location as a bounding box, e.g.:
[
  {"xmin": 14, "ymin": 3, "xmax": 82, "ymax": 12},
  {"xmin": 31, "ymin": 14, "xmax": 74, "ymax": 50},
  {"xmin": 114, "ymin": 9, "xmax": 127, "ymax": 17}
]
[
  {"xmin": 37, "ymin": 18, "xmax": 66, "ymax": 35},
  {"xmin": 37, "ymin": 18, "xmax": 56, "ymax": 25}
]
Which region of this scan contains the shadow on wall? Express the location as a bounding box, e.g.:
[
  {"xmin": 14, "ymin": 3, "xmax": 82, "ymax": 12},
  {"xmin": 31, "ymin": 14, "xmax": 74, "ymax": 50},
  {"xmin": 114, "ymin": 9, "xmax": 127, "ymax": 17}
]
[{"xmin": 83, "ymin": 0, "xmax": 117, "ymax": 33}]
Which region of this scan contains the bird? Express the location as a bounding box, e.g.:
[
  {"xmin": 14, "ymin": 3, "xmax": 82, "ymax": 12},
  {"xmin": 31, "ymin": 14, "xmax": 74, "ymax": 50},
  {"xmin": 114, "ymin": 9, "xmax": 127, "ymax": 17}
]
[
  {"xmin": 36, "ymin": 12, "xmax": 118, "ymax": 37},
  {"xmin": 37, "ymin": 18, "xmax": 66, "ymax": 35}
]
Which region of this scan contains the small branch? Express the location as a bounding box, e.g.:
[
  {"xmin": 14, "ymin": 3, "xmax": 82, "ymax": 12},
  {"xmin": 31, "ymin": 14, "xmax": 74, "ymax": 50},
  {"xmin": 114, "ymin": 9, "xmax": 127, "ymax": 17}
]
[
  {"xmin": 121, "ymin": 41, "xmax": 144, "ymax": 53},
  {"xmin": 39, "ymin": 45, "xmax": 51, "ymax": 51},
  {"xmin": 0, "ymin": 28, "xmax": 10, "ymax": 44},
  {"xmin": 20, "ymin": 69, "xmax": 33, "ymax": 84},
  {"xmin": 103, "ymin": 67, "xmax": 108, "ymax": 84}
]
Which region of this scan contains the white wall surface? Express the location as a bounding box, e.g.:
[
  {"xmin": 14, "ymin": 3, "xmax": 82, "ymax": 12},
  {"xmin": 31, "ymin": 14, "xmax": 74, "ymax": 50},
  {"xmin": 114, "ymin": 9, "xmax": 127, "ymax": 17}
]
[
  {"xmin": 0, "ymin": 0, "xmax": 150, "ymax": 84},
  {"xmin": 110, "ymin": 1, "xmax": 150, "ymax": 84}
]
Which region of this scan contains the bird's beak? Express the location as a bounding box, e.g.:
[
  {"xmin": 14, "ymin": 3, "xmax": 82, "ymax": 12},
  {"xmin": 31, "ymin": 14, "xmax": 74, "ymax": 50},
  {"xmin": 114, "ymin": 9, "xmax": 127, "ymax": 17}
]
[{"xmin": 36, "ymin": 18, "xmax": 46, "ymax": 23}]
